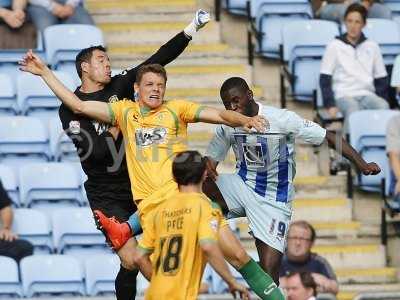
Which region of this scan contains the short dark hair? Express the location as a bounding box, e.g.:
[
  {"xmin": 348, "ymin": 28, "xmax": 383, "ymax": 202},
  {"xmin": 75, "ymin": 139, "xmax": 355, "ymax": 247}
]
[
  {"xmin": 286, "ymin": 271, "xmax": 317, "ymax": 296},
  {"xmin": 344, "ymin": 3, "xmax": 367, "ymax": 24},
  {"xmin": 75, "ymin": 45, "xmax": 107, "ymax": 79},
  {"xmin": 172, "ymin": 151, "xmax": 206, "ymax": 186},
  {"xmin": 136, "ymin": 64, "xmax": 167, "ymax": 84},
  {"xmin": 289, "ymin": 220, "xmax": 316, "ymax": 243},
  {"xmin": 220, "ymin": 77, "xmax": 250, "ymax": 99}
]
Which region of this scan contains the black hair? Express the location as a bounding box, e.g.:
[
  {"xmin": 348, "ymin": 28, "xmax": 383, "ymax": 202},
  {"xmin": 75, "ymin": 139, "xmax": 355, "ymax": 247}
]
[
  {"xmin": 344, "ymin": 3, "xmax": 367, "ymax": 24},
  {"xmin": 172, "ymin": 151, "xmax": 206, "ymax": 186},
  {"xmin": 75, "ymin": 45, "xmax": 107, "ymax": 79},
  {"xmin": 220, "ymin": 77, "xmax": 250, "ymax": 100}
]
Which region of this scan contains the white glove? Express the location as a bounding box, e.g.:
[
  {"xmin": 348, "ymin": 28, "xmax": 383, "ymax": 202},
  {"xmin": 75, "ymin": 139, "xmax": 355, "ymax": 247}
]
[{"xmin": 184, "ymin": 9, "xmax": 210, "ymax": 38}]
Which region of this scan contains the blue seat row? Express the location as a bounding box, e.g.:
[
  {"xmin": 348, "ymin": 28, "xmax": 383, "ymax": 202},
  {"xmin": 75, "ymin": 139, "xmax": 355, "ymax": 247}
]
[
  {"xmin": 0, "ymin": 254, "xmax": 149, "ymax": 297},
  {"xmin": 0, "ymin": 116, "xmax": 78, "ymax": 164},
  {"xmin": 0, "ymin": 162, "xmax": 86, "ymax": 208},
  {"xmin": 0, "ymin": 24, "xmax": 104, "ymax": 86}
]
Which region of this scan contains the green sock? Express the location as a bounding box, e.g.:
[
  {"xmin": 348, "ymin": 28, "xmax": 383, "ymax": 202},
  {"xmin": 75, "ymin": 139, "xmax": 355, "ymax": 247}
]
[{"xmin": 238, "ymin": 258, "xmax": 285, "ymax": 300}]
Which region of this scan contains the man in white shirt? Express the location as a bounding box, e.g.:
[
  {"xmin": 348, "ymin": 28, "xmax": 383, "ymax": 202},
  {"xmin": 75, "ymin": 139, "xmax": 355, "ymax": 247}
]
[
  {"xmin": 205, "ymin": 76, "xmax": 381, "ymax": 285},
  {"xmin": 27, "ymin": 0, "xmax": 93, "ymax": 32},
  {"xmin": 319, "ymin": 3, "xmax": 389, "ymax": 131}
]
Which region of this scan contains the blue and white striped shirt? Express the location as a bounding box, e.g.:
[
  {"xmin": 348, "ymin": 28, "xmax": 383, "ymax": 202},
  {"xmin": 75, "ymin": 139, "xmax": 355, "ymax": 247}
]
[{"xmin": 206, "ymin": 103, "xmax": 326, "ymax": 203}]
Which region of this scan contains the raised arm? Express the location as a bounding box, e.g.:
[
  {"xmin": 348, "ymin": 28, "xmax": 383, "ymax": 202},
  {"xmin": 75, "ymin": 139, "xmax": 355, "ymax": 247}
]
[
  {"xmin": 198, "ymin": 107, "xmax": 267, "ymax": 132},
  {"xmin": 19, "ymin": 50, "xmax": 111, "ymax": 123}
]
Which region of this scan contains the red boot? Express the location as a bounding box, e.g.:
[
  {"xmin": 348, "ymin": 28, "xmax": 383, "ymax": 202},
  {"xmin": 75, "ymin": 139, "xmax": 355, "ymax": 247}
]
[{"xmin": 93, "ymin": 210, "xmax": 131, "ymax": 251}]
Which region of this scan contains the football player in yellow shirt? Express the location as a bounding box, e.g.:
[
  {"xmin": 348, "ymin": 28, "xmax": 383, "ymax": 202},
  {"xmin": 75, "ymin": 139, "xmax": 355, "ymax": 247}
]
[
  {"xmin": 135, "ymin": 150, "xmax": 249, "ymax": 300},
  {"xmin": 20, "ymin": 51, "xmax": 284, "ymax": 300}
]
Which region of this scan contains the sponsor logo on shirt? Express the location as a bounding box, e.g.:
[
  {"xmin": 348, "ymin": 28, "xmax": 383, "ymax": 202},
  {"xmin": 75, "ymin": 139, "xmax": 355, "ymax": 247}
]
[
  {"xmin": 92, "ymin": 121, "xmax": 109, "ymax": 135},
  {"xmin": 242, "ymin": 142, "xmax": 266, "ymax": 168},
  {"xmin": 135, "ymin": 127, "xmax": 167, "ymax": 147}
]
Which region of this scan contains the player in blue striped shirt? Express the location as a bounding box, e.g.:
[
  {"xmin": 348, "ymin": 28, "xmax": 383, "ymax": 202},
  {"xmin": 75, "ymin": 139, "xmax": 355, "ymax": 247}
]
[{"xmin": 205, "ymin": 77, "xmax": 381, "ymax": 284}]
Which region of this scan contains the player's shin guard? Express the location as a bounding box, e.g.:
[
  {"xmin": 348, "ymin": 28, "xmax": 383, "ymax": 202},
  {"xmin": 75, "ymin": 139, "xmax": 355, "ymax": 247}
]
[
  {"xmin": 238, "ymin": 258, "xmax": 285, "ymax": 300},
  {"xmin": 115, "ymin": 265, "xmax": 139, "ymax": 300}
]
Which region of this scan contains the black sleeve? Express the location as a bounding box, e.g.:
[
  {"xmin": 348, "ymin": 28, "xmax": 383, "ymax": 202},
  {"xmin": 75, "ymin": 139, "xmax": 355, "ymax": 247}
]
[
  {"xmin": 0, "ymin": 181, "xmax": 12, "ymax": 210},
  {"xmin": 320, "ymin": 74, "xmax": 335, "ymax": 108},
  {"xmin": 59, "ymin": 105, "xmax": 116, "ymax": 162},
  {"xmin": 374, "ymin": 76, "xmax": 389, "ymax": 100},
  {"xmin": 117, "ymin": 31, "xmax": 191, "ymax": 86}
]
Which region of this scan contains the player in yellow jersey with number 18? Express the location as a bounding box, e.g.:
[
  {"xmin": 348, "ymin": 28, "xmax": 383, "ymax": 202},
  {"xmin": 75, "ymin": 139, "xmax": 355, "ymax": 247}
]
[{"xmin": 135, "ymin": 151, "xmax": 249, "ymax": 300}]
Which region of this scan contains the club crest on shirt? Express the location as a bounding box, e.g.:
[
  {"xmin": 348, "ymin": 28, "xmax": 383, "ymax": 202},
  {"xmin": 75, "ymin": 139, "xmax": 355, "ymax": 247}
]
[
  {"xmin": 69, "ymin": 120, "xmax": 80, "ymax": 134},
  {"xmin": 108, "ymin": 95, "xmax": 119, "ymax": 103},
  {"xmin": 210, "ymin": 219, "xmax": 218, "ymax": 232},
  {"xmin": 135, "ymin": 127, "xmax": 167, "ymax": 147}
]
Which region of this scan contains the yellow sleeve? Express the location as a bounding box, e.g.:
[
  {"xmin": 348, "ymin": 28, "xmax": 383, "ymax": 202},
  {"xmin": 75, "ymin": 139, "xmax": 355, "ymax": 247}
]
[
  {"xmin": 198, "ymin": 201, "xmax": 219, "ymax": 244},
  {"xmin": 107, "ymin": 99, "xmax": 134, "ymax": 128},
  {"xmin": 138, "ymin": 210, "xmax": 157, "ymax": 254},
  {"xmin": 172, "ymin": 99, "xmax": 206, "ymax": 123}
]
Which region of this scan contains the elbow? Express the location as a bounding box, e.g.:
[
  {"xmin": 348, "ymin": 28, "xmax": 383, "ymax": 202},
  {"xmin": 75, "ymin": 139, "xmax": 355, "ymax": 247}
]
[{"xmin": 72, "ymin": 102, "xmax": 85, "ymax": 115}]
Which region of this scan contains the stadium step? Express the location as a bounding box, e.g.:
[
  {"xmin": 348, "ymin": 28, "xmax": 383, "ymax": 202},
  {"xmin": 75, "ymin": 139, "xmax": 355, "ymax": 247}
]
[
  {"xmin": 92, "ymin": 12, "xmax": 197, "ymax": 24},
  {"xmin": 339, "ymin": 283, "xmax": 400, "ymax": 298},
  {"xmin": 312, "ymin": 244, "xmax": 386, "ymax": 270},
  {"xmin": 163, "ymin": 64, "xmax": 251, "ymax": 88},
  {"xmin": 86, "ymin": 0, "xmax": 196, "ymax": 14},
  {"xmin": 336, "ymin": 267, "xmax": 398, "ymax": 284},
  {"xmin": 293, "ymin": 197, "xmax": 352, "ymax": 222},
  {"xmin": 98, "ymin": 21, "xmax": 220, "ymax": 45},
  {"xmin": 294, "ymin": 175, "xmax": 348, "ymax": 198},
  {"xmin": 164, "ymin": 86, "xmax": 263, "ymax": 104}
]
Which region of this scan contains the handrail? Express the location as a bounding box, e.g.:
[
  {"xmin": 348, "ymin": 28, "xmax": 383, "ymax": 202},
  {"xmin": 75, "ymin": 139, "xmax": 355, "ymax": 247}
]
[{"xmin": 353, "ymin": 292, "xmax": 400, "ymax": 300}]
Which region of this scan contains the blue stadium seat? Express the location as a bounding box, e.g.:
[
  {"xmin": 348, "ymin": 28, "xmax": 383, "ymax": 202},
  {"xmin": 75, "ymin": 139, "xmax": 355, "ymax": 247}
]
[
  {"xmin": 136, "ymin": 272, "xmax": 149, "ymax": 295},
  {"xmin": 348, "ymin": 110, "xmax": 400, "ymax": 192},
  {"xmin": 85, "ymin": 254, "xmax": 120, "ymax": 296},
  {"xmin": 51, "ymin": 207, "xmax": 105, "ymax": 253},
  {"xmin": 383, "ymin": 0, "xmax": 400, "ymax": 17},
  {"xmin": 341, "ymin": 18, "xmax": 400, "ymax": 65},
  {"xmin": 0, "ymin": 0, "xmax": 11, "ymax": 6},
  {"xmin": 0, "ymin": 165, "xmax": 19, "ymax": 206},
  {"xmin": 13, "ymin": 208, "xmax": 53, "ymax": 253},
  {"xmin": 0, "ymin": 33, "xmax": 44, "ymax": 88},
  {"xmin": 44, "ymin": 24, "xmax": 104, "ymax": 85},
  {"xmin": 253, "ymin": 0, "xmax": 313, "ymax": 59},
  {"xmin": 17, "ymin": 72, "xmax": 75, "ymax": 116},
  {"xmin": 281, "ymin": 20, "xmax": 339, "ymax": 105},
  {"xmin": 20, "ymin": 254, "xmax": 85, "ymax": 297},
  {"xmin": 223, "ymin": 0, "xmax": 247, "ymax": 16},
  {"xmin": 49, "ymin": 117, "xmax": 79, "ymax": 161},
  {"xmin": 0, "ymin": 73, "xmax": 17, "ymax": 115},
  {"xmin": 0, "ymin": 256, "xmax": 22, "ymax": 297},
  {"xmin": 19, "ymin": 162, "xmax": 82, "ymax": 208},
  {"xmin": 0, "ymin": 116, "xmax": 50, "ymax": 164}
]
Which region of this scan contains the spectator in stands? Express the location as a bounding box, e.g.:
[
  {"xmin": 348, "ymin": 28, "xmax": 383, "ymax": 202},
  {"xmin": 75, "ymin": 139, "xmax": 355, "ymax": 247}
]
[
  {"xmin": 27, "ymin": 0, "xmax": 94, "ymax": 33},
  {"xmin": 314, "ymin": 0, "xmax": 391, "ymax": 22},
  {"xmin": 386, "ymin": 114, "xmax": 400, "ymax": 211},
  {"xmin": 279, "ymin": 221, "xmax": 338, "ymax": 295},
  {"xmin": 320, "ymin": 3, "xmax": 389, "ymax": 132},
  {"xmin": 0, "ymin": 0, "xmax": 26, "ymax": 28},
  {"xmin": 282, "ymin": 271, "xmax": 317, "ymax": 300},
  {"xmin": 0, "ymin": 0, "xmax": 36, "ymax": 49},
  {"xmin": 0, "ymin": 180, "xmax": 33, "ymax": 263}
]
